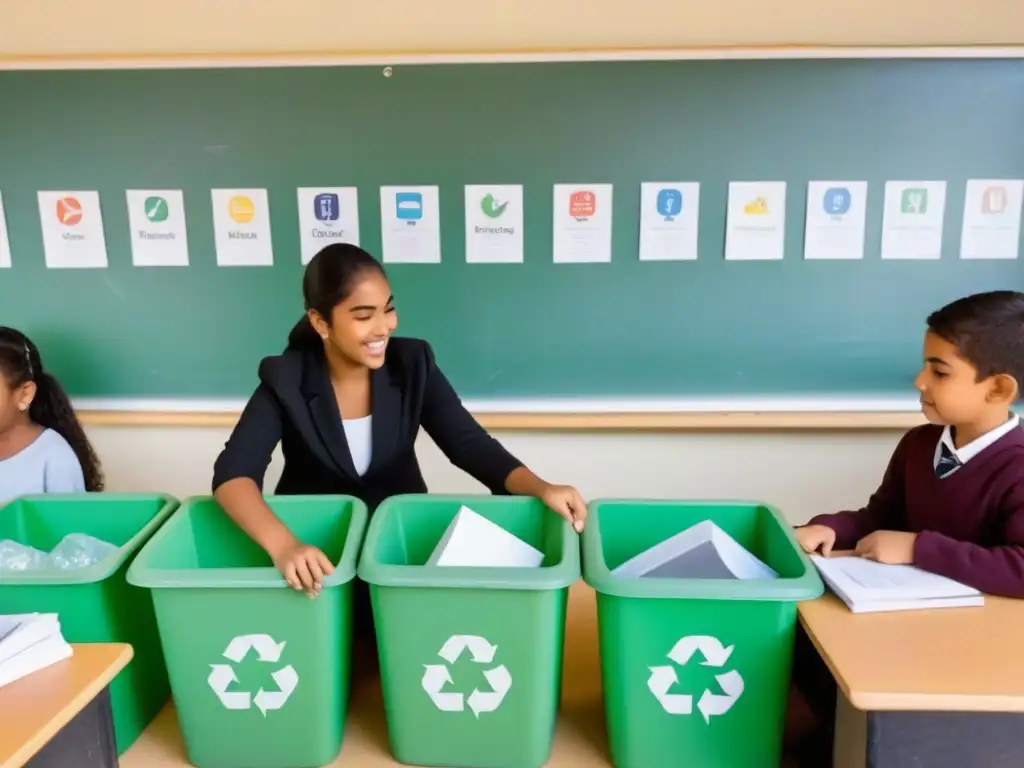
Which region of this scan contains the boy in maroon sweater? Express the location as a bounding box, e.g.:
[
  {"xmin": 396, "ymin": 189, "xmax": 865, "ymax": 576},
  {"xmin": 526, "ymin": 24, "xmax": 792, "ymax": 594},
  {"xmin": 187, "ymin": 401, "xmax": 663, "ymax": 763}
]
[{"xmin": 785, "ymin": 290, "xmax": 1024, "ymax": 767}]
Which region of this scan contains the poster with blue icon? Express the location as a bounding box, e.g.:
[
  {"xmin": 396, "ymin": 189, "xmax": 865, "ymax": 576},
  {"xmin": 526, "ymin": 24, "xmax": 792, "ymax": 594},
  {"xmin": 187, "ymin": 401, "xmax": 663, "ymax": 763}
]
[
  {"xmin": 379, "ymin": 186, "xmax": 441, "ymax": 263},
  {"xmin": 803, "ymin": 181, "xmax": 868, "ymax": 260},
  {"xmin": 638, "ymin": 182, "xmax": 700, "ymax": 261},
  {"xmin": 297, "ymin": 187, "xmax": 360, "ymax": 264}
]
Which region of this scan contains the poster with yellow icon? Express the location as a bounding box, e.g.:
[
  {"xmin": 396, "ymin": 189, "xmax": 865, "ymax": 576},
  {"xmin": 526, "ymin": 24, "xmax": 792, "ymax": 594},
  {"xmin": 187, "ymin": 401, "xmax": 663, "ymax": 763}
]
[
  {"xmin": 211, "ymin": 188, "xmax": 273, "ymax": 266},
  {"xmin": 725, "ymin": 181, "xmax": 786, "ymax": 261}
]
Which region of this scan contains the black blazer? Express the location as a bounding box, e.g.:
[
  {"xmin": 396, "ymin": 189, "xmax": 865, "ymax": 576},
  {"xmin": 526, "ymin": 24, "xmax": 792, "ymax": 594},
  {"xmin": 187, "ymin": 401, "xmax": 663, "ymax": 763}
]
[{"xmin": 212, "ymin": 337, "xmax": 524, "ymax": 512}]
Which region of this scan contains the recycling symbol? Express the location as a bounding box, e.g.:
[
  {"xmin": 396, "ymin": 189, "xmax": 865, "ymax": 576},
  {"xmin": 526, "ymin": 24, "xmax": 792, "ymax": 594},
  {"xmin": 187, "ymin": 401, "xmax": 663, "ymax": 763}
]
[
  {"xmin": 421, "ymin": 634, "xmax": 512, "ymax": 718},
  {"xmin": 207, "ymin": 634, "xmax": 299, "ymax": 717},
  {"xmin": 647, "ymin": 635, "xmax": 744, "ymax": 723}
]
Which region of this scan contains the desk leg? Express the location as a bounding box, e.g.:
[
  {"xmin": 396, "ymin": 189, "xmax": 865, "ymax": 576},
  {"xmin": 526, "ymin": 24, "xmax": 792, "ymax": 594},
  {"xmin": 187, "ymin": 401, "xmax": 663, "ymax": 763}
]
[
  {"xmin": 25, "ymin": 685, "xmax": 118, "ymax": 768},
  {"xmin": 862, "ymin": 710, "xmax": 1024, "ymax": 768},
  {"xmin": 833, "ymin": 690, "xmax": 866, "ymax": 768}
]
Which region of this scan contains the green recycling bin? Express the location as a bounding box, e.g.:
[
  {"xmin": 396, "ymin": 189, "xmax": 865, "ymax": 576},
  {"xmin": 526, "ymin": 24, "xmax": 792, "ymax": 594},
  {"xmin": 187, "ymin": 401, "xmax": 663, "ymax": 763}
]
[
  {"xmin": 0, "ymin": 493, "xmax": 178, "ymax": 754},
  {"xmin": 582, "ymin": 499, "xmax": 823, "ymax": 768},
  {"xmin": 357, "ymin": 494, "xmax": 580, "ymax": 768},
  {"xmin": 126, "ymin": 495, "xmax": 368, "ymax": 768}
]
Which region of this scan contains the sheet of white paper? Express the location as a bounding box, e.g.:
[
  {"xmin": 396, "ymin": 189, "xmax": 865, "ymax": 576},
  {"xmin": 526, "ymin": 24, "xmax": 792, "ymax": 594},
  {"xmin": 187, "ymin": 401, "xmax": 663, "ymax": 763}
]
[
  {"xmin": 464, "ymin": 184, "xmax": 524, "ymax": 264},
  {"xmin": 211, "ymin": 188, "xmax": 274, "ymax": 266},
  {"xmin": 960, "ymin": 179, "xmax": 1023, "ymax": 260},
  {"xmin": 297, "ymin": 187, "xmax": 360, "ymax": 264},
  {"xmin": 552, "ymin": 183, "xmax": 613, "ymax": 263},
  {"xmin": 37, "ymin": 191, "xmax": 109, "ymax": 269},
  {"xmin": 725, "ymin": 181, "xmax": 786, "ymax": 260},
  {"xmin": 803, "ymin": 181, "xmax": 868, "ymax": 260},
  {"xmin": 0, "ymin": 194, "xmax": 10, "ymax": 269},
  {"xmin": 125, "ymin": 189, "xmax": 189, "ymax": 267},
  {"xmin": 379, "ymin": 186, "xmax": 441, "ymax": 264},
  {"xmin": 638, "ymin": 182, "xmax": 700, "ymax": 261},
  {"xmin": 880, "ymin": 181, "xmax": 946, "ymax": 260}
]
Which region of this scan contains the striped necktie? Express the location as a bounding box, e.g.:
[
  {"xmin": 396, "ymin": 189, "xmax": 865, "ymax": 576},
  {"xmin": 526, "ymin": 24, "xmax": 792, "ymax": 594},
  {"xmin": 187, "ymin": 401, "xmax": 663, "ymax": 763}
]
[{"xmin": 936, "ymin": 442, "xmax": 961, "ymax": 478}]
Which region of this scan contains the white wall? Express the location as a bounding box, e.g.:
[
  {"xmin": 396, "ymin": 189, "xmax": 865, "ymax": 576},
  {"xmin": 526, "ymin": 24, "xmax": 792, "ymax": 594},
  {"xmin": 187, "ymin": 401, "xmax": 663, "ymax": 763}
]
[
  {"xmin": 87, "ymin": 425, "xmax": 901, "ymax": 525},
  {"xmin": 1, "ymin": 0, "xmax": 1021, "ymax": 58}
]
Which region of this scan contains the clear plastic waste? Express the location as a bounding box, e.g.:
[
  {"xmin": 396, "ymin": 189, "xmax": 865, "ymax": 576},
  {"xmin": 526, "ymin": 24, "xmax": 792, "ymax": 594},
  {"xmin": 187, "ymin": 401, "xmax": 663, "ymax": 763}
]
[
  {"xmin": 0, "ymin": 540, "xmax": 47, "ymax": 571},
  {"xmin": 0, "ymin": 534, "xmax": 117, "ymax": 571},
  {"xmin": 48, "ymin": 534, "xmax": 118, "ymax": 570}
]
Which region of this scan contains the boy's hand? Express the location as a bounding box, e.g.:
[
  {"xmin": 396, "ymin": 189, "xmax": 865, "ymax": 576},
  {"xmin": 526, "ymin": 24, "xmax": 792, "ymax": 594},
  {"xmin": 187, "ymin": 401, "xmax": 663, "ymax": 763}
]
[
  {"xmin": 853, "ymin": 530, "xmax": 917, "ymax": 565},
  {"xmin": 795, "ymin": 524, "xmax": 837, "ymax": 556}
]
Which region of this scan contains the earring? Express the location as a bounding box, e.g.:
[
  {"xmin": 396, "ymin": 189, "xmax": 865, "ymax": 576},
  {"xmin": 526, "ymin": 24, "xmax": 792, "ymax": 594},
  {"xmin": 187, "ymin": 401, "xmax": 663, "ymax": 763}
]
[{"xmin": 18, "ymin": 403, "xmax": 27, "ymax": 411}]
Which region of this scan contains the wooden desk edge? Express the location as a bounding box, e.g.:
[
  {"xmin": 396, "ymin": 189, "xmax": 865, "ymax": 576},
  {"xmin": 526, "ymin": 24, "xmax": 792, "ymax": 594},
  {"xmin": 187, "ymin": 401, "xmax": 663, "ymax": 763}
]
[
  {"xmin": 79, "ymin": 409, "xmax": 926, "ymax": 431},
  {"xmin": 5, "ymin": 643, "xmax": 134, "ymax": 768},
  {"xmin": 798, "ymin": 602, "xmax": 1024, "ymax": 714}
]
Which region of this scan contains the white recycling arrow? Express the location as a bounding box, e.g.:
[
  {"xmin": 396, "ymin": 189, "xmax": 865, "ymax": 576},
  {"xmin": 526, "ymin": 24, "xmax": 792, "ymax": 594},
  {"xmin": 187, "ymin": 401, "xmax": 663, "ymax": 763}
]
[
  {"xmin": 208, "ymin": 664, "xmax": 251, "ymax": 710},
  {"xmin": 649, "ymin": 634, "xmax": 744, "ymax": 724},
  {"xmin": 207, "ymin": 633, "xmax": 298, "ymax": 714},
  {"xmin": 254, "ymin": 665, "xmax": 300, "ymax": 716},
  {"xmin": 697, "ymin": 670, "xmax": 744, "ymax": 724},
  {"xmin": 438, "ymin": 635, "xmax": 498, "ymax": 664},
  {"xmin": 222, "ymin": 634, "xmax": 287, "ymax": 663},
  {"xmin": 423, "ymin": 634, "xmax": 511, "ymax": 716},
  {"xmin": 667, "ymin": 635, "xmax": 734, "ymax": 668},
  {"xmin": 421, "ymin": 664, "xmax": 465, "ymax": 712},
  {"xmin": 467, "ymin": 665, "xmax": 512, "ymax": 718},
  {"xmin": 646, "ymin": 666, "xmax": 693, "ymax": 715}
]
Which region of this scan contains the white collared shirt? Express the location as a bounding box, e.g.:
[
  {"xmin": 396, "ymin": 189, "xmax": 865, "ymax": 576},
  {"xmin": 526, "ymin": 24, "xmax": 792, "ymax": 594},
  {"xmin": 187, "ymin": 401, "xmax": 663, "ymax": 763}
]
[{"xmin": 933, "ymin": 413, "xmax": 1021, "ymax": 474}]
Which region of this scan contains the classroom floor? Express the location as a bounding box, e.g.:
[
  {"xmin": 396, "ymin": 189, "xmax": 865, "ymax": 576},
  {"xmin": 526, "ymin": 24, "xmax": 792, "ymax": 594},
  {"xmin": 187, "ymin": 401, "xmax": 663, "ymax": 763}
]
[{"xmin": 121, "ymin": 582, "xmax": 613, "ymax": 767}]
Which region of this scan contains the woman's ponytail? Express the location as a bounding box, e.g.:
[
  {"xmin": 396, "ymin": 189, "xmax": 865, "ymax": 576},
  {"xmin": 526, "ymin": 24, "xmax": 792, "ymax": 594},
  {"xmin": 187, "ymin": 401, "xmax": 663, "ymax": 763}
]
[{"xmin": 285, "ymin": 314, "xmax": 320, "ymax": 351}]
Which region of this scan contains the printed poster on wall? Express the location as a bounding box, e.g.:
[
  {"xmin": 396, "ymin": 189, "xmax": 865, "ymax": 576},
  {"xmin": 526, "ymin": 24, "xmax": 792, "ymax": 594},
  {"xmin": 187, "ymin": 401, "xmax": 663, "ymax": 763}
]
[
  {"xmin": 724, "ymin": 181, "xmax": 786, "ymax": 261},
  {"xmin": 803, "ymin": 181, "xmax": 868, "ymax": 260},
  {"xmin": 125, "ymin": 189, "xmax": 190, "ymax": 267},
  {"xmin": 552, "ymin": 183, "xmax": 613, "ymax": 263},
  {"xmin": 960, "ymin": 179, "xmax": 1023, "ymax": 260},
  {"xmin": 880, "ymin": 181, "xmax": 946, "ymax": 260},
  {"xmin": 297, "ymin": 187, "xmax": 360, "ymax": 265},
  {"xmin": 37, "ymin": 190, "xmax": 109, "ymax": 268},
  {"xmin": 638, "ymin": 182, "xmax": 700, "ymax": 261},
  {"xmin": 379, "ymin": 186, "xmax": 441, "ymax": 264},
  {"xmin": 211, "ymin": 188, "xmax": 274, "ymax": 266},
  {"xmin": 0, "ymin": 193, "xmax": 10, "ymax": 268},
  {"xmin": 464, "ymin": 184, "xmax": 524, "ymax": 264}
]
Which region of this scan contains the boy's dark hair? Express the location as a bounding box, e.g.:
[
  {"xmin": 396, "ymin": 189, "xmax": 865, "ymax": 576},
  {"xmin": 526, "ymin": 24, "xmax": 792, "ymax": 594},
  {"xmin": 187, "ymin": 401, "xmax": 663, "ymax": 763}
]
[
  {"xmin": 0, "ymin": 327, "xmax": 104, "ymax": 492},
  {"xmin": 926, "ymin": 290, "xmax": 1024, "ymax": 389},
  {"xmin": 286, "ymin": 243, "xmax": 387, "ymax": 351}
]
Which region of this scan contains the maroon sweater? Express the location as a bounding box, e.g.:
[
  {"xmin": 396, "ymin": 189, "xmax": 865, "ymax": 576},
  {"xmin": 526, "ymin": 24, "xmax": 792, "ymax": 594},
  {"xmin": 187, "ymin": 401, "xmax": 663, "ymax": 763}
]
[{"xmin": 807, "ymin": 423, "xmax": 1024, "ymax": 598}]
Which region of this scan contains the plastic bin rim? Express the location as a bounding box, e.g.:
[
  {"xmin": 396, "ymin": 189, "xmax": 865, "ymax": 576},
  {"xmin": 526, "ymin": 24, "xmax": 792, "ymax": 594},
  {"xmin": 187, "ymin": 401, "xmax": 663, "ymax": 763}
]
[
  {"xmin": 356, "ymin": 493, "xmax": 581, "ymax": 590},
  {"xmin": 580, "ymin": 497, "xmax": 824, "ymax": 602},
  {"xmin": 125, "ymin": 493, "xmax": 368, "ymax": 590},
  {"xmin": 0, "ymin": 492, "xmax": 179, "ymax": 586}
]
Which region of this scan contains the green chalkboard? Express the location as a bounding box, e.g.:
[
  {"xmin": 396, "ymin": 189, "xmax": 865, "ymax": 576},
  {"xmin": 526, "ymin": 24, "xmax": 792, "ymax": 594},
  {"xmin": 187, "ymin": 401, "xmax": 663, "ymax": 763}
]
[{"xmin": 0, "ymin": 58, "xmax": 1022, "ymax": 399}]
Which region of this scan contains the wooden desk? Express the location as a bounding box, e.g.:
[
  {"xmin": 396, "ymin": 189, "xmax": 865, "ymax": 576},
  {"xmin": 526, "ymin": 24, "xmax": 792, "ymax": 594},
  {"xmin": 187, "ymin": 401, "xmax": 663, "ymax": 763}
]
[
  {"xmin": 799, "ymin": 594, "xmax": 1024, "ymax": 768},
  {"xmin": 0, "ymin": 643, "xmax": 134, "ymax": 768}
]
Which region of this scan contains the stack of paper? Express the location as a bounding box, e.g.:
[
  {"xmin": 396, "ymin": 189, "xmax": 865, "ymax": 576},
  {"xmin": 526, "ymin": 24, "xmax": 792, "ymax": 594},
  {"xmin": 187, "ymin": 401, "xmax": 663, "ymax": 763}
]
[
  {"xmin": 0, "ymin": 613, "xmax": 73, "ymax": 689},
  {"xmin": 428, "ymin": 505, "xmax": 545, "ymax": 568},
  {"xmin": 613, "ymin": 520, "xmax": 779, "ymax": 580},
  {"xmin": 810, "ymin": 555, "xmax": 984, "ymax": 613}
]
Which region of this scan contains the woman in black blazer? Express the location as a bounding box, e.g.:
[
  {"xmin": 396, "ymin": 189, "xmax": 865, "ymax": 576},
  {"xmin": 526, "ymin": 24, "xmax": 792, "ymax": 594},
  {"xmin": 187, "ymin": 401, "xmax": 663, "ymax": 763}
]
[{"xmin": 212, "ymin": 243, "xmax": 587, "ymax": 598}]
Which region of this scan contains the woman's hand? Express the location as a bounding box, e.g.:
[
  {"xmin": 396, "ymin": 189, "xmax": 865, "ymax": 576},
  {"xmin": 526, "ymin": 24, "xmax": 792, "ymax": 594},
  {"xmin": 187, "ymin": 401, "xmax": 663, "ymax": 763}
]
[
  {"xmin": 504, "ymin": 467, "xmax": 588, "ymax": 532},
  {"xmin": 270, "ymin": 538, "xmax": 335, "ymax": 597},
  {"xmin": 539, "ymin": 483, "xmax": 588, "ymax": 532}
]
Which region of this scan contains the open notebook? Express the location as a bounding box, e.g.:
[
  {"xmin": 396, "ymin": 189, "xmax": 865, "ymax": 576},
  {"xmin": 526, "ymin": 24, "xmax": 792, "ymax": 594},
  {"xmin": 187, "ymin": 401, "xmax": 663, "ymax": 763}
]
[{"xmin": 810, "ymin": 555, "xmax": 984, "ymax": 613}]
